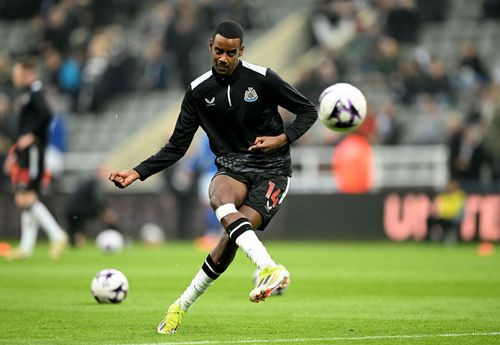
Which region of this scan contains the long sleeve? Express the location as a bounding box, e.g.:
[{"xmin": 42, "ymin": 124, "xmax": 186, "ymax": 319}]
[
  {"xmin": 266, "ymin": 69, "xmax": 318, "ymax": 143},
  {"xmin": 134, "ymin": 91, "xmax": 200, "ymax": 180}
]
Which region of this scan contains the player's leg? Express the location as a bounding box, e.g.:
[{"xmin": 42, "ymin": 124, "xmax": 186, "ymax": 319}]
[
  {"xmin": 25, "ymin": 191, "xmax": 68, "ymax": 259},
  {"xmin": 241, "ymin": 174, "xmax": 291, "ymax": 302},
  {"xmin": 158, "ymin": 175, "xmax": 251, "ymax": 334},
  {"xmin": 210, "ymin": 174, "xmax": 289, "ymax": 302},
  {"xmin": 7, "ymin": 192, "xmax": 39, "ymax": 260},
  {"xmin": 9, "ymin": 190, "xmax": 67, "ymax": 259},
  {"xmin": 210, "ymin": 174, "xmax": 278, "ymax": 269},
  {"xmin": 158, "ymin": 233, "xmax": 238, "ymax": 334}
]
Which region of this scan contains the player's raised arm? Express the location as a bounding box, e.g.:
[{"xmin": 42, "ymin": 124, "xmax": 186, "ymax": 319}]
[{"xmin": 108, "ymin": 169, "xmax": 140, "ymax": 189}]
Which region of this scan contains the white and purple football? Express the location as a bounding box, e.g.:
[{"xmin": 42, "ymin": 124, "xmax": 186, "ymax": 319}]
[
  {"xmin": 91, "ymin": 269, "xmax": 129, "ymax": 304},
  {"xmin": 318, "ymin": 83, "xmax": 367, "ymax": 132}
]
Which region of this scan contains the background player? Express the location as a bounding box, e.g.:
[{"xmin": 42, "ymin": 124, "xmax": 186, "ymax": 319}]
[
  {"xmin": 109, "ymin": 20, "xmax": 317, "ymax": 334},
  {"xmin": 3, "ymin": 57, "xmax": 68, "ymax": 260}
]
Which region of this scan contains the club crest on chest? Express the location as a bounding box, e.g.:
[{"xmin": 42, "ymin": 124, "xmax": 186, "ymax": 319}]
[{"xmin": 244, "ymin": 87, "xmax": 258, "ymax": 102}]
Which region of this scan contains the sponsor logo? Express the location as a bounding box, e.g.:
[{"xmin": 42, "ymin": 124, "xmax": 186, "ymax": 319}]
[
  {"xmin": 244, "ymin": 87, "xmax": 258, "ymax": 102},
  {"xmin": 205, "ymin": 97, "xmax": 215, "ymax": 106}
]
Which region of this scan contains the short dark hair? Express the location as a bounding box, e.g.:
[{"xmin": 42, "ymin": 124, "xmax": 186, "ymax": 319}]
[
  {"xmin": 213, "ymin": 20, "xmax": 244, "ymax": 44},
  {"xmin": 15, "ymin": 56, "xmax": 37, "ymax": 71}
]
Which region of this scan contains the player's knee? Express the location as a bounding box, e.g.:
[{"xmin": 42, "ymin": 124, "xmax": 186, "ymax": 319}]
[
  {"xmin": 209, "ymin": 195, "xmax": 222, "ymax": 211},
  {"xmin": 210, "ymin": 194, "xmax": 233, "ymax": 212},
  {"xmin": 214, "ymin": 202, "xmax": 238, "ymax": 222},
  {"xmin": 14, "ymin": 192, "xmax": 37, "ymax": 209}
]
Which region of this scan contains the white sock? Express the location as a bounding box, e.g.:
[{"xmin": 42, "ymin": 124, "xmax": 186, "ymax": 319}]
[
  {"xmin": 19, "ymin": 210, "xmax": 39, "ymax": 254},
  {"xmin": 31, "ymin": 201, "xmax": 66, "ymax": 242},
  {"xmin": 235, "ymin": 230, "xmax": 276, "ymax": 270},
  {"xmin": 178, "ymin": 269, "xmax": 214, "ymax": 311}
]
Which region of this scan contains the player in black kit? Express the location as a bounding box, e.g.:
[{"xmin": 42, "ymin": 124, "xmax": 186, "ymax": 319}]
[
  {"xmin": 3, "ymin": 57, "xmax": 67, "ymax": 260},
  {"xmin": 109, "ymin": 20, "xmax": 317, "ymax": 334}
]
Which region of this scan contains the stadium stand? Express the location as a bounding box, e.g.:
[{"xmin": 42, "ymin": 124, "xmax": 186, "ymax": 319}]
[{"xmin": 0, "ymin": 0, "xmax": 499, "ymax": 194}]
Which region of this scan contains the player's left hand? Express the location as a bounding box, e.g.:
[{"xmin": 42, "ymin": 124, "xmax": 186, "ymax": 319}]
[{"xmin": 249, "ymin": 134, "xmax": 288, "ymax": 154}]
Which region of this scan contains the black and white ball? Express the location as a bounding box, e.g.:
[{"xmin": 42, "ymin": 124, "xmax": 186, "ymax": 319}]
[
  {"xmin": 318, "ymin": 83, "xmax": 367, "ymax": 132},
  {"xmin": 91, "ymin": 268, "xmax": 129, "ymax": 304}
]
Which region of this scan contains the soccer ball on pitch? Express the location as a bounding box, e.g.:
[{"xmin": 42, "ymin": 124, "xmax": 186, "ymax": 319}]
[
  {"xmin": 95, "ymin": 229, "xmax": 124, "ymax": 253},
  {"xmin": 91, "ymin": 268, "xmax": 129, "ymax": 303},
  {"xmin": 318, "ymin": 83, "xmax": 367, "ymax": 132}
]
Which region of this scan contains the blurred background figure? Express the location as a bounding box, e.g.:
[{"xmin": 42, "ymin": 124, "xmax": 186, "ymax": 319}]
[
  {"xmin": 447, "ymin": 121, "xmax": 493, "ymax": 193},
  {"xmin": 64, "ymin": 166, "xmax": 119, "ymax": 247},
  {"xmin": 4, "ymin": 57, "xmax": 67, "ymax": 260},
  {"xmin": 0, "ymin": 0, "xmax": 499, "ymax": 244},
  {"xmin": 139, "ymin": 222, "xmax": 166, "ymax": 248},
  {"xmin": 427, "ymin": 179, "xmax": 466, "ymax": 244},
  {"xmin": 164, "ymin": 0, "xmax": 201, "ymax": 88},
  {"xmin": 190, "ymin": 135, "xmax": 223, "ymax": 251}
]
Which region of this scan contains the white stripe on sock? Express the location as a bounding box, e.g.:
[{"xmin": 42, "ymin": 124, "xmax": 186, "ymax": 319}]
[{"xmin": 228, "ymin": 221, "xmax": 251, "ymax": 238}]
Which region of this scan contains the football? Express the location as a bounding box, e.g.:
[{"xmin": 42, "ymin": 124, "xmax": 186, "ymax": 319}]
[
  {"xmin": 95, "ymin": 229, "xmax": 124, "ymax": 253},
  {"xmin": 91, "ymin": 268, "xmax": 129, "ymax": 304},
  {"xmin": 318, "ymin": 83, "xmax": 367, "ymax": 132}
]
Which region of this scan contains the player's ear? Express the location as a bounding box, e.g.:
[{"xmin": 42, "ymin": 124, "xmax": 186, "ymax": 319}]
[
  {"xmin": 238, "ymin": 44, "xmax": 245, "ymax": 57},
  {"xmin": 208, "ymin": 39, "xmax": 213, "ymax": 51}
]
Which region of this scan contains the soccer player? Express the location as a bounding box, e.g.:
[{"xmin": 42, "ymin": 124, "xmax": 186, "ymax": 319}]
[
  {"xmin": 109, "ymin": 20, "xmax": 318, "ymax": 334},
  {"xmin": 3, "ymin": 57, "xmax": 68, "ymax": 260}
]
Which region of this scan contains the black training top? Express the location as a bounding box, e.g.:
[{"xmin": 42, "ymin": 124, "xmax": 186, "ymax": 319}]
[
  {"xmin": 134, "ymin": 60, "xmax": 318, "ymax": 179},
  {"xmin": 16, "ymin": 80, "xmax": 52, "ymax": 149}
]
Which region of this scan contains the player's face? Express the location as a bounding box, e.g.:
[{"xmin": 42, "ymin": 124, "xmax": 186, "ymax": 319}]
[{"xmin": 210, "ymin": 34, "xmax": 244, "ymax": 76}]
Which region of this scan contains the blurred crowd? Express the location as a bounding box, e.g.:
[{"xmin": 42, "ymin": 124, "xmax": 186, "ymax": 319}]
[
  {"xmin": 0, "ymin": 0, "xmax": 256, "ymax": 191},
  {"xmin": 1, "ymin": 0, "xmax": 500, "ymax": 196},
  {"xmin": 297, "ymin": 0, "xmax": 500, "ymax": 192}
]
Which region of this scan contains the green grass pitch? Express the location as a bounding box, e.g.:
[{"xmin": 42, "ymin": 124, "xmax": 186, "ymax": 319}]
[{"xmin": 1, "ymin": 241, "xmax": 499, "ymax": 345}]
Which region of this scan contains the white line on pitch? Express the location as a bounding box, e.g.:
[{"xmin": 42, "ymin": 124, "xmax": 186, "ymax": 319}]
[{"xmin": 123, "ymin": 331, "xmax": 500, "ymax": 345}]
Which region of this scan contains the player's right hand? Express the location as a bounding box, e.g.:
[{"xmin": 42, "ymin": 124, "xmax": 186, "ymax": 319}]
[{"xmin": 109, "ymin": 169, "xmax": 140, "ymax": 189}]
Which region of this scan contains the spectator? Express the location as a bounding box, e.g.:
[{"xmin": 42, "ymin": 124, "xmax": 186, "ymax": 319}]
[
  {"xmin": 78, "ymin": 27, "xmax": 135, "ymax": 112},
  {"xmin": 296, "ymin": 58, "xmax": 338, "ymax": 104},
  {"xmin": 137, "ymin": 39, "xmax": 170, "ymax": 91},
  {"xmin": 200, "ymin": 0, "xmax": 254, "ymax": 31},
  {"xmin": 448, "ymin": 121, "xmax": 493, "ymax": 193},
  {"xmin": 395, "ymin": 60, "xmax": 427, "ymax": 105},
  {"xmin": 372, "ymin": 36, "xmax": 401, "ymax": 82},
  {"xmin": 43, "ymin": 5, "xmax": 72, "ymax": 53},
  {"xmin": 165, "ymin": 0, "xmax": 201, "ymax": 88},
  {"xmin": 458, "ymin": 40, "xmax": 490, "ymax": 87},
  {"xmin": 384, "ymin": 0, "xmax": 421, "ymax": 44},
  {"xmin": 143, "ymin": 1, "xmax": 173, "ymax": 42},
  {"xmin": 482, "ymin": 0, "xmax": 500, "ymax": 20},
  {"xmin": 416, "ymin": 0, "xmax": 448, "ymax": 23},
  {"xmin": 309, "ymin": 0, "xmax": 357, "ymax": 51},
  {"xmin": 409, "ymin": 95, "xmax": 448, "ymax": 144},
  {"xmin": 423, "ymin": 58, "xmax": 455, "ymax": 107},
  {"xmin": 64, "ymin": 167, "xmax": 119, "ymax": 247},
  {"xmin": 374, "ymin": 99, "xmax": 402, "ymax": 145}
]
